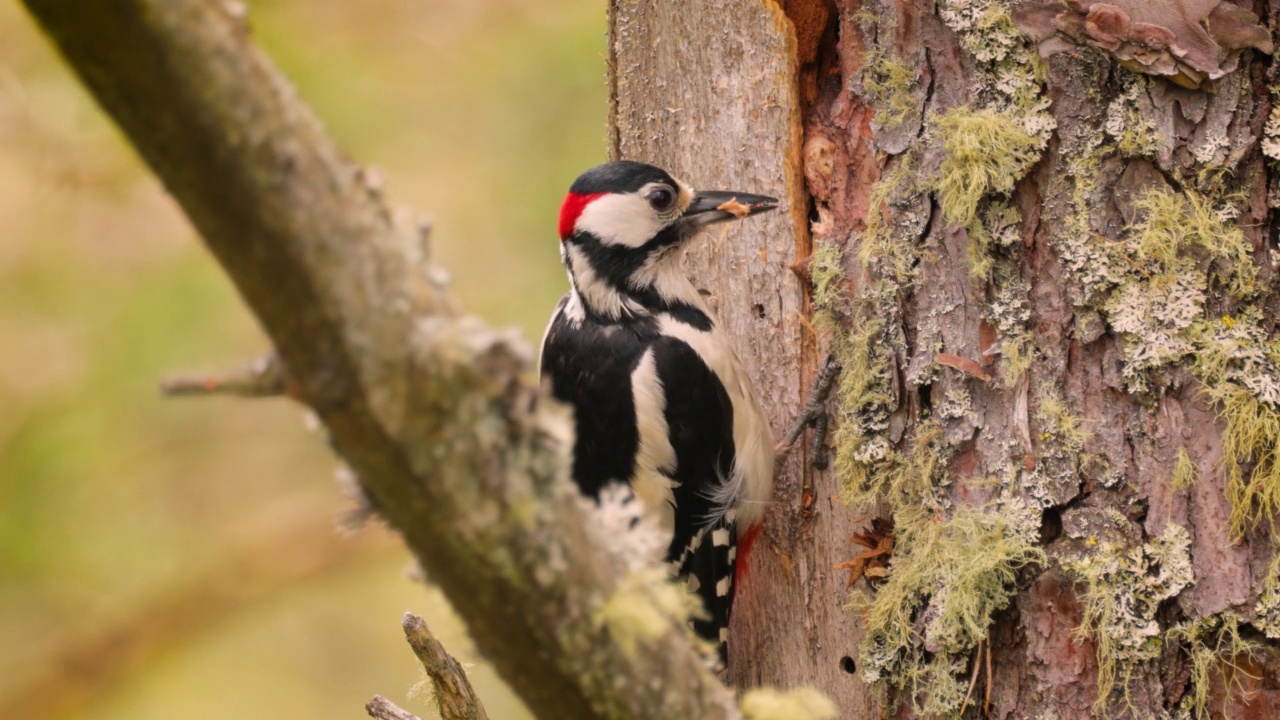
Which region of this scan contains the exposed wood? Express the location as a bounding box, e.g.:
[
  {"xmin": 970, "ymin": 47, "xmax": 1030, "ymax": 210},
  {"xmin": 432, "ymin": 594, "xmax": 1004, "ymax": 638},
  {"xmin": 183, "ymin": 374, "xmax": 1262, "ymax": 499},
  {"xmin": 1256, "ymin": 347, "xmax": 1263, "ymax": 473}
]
[
  {"xmin": 367, "ymin": 695, "xmax": 423, "ymax": 720},
  {"xmin": 401, "ymin": 613, "xmax": 490, "ymax": 720}
]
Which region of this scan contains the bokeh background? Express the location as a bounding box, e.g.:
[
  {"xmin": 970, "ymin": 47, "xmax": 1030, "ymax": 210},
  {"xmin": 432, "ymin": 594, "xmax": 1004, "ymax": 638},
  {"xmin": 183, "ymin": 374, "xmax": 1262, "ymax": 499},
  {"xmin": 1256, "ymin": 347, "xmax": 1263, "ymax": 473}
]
[{"xmin": 0, "ymin": 1, "xmax": 605, "ymax": 717}]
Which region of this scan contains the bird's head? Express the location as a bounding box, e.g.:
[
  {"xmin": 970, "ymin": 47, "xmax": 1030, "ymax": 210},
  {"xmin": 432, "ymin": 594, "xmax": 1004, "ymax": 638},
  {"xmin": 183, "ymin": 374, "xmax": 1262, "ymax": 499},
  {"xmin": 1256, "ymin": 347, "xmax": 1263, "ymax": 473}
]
[{"xmin": 557, "ymin": 160, "xmax": 777, "ymax": 320}]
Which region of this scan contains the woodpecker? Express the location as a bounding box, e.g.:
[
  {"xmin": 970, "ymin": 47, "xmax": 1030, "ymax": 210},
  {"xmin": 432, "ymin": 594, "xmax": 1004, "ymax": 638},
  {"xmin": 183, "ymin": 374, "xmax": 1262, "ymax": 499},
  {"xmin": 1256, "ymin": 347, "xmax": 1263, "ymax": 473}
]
[{"xmin": 539, "ymin": 160, "xmax": 777, "ymax": 650}]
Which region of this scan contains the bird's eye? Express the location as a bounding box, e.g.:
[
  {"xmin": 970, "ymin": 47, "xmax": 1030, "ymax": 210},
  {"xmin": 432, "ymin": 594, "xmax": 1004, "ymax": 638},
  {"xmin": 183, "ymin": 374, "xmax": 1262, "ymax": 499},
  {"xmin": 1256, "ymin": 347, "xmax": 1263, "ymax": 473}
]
[{"xmin": 648, "ymin": 187, "xmax": 675, "ymax": 212}]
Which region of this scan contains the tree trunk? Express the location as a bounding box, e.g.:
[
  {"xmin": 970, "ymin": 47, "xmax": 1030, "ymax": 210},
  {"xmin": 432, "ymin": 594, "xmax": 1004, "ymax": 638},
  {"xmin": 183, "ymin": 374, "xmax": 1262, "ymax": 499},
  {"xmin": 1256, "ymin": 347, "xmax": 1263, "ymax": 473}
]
[{"xmin": 610, "ymin": 1, "xmax": 1280, "ymax": 717}]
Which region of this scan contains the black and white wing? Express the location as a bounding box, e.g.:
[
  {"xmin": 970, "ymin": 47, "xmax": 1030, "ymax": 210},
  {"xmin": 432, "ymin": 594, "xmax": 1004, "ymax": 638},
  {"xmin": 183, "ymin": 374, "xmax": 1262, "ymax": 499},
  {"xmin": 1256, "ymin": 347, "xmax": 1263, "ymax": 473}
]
[
  {"xmin": 650, "ymin": 335, "xmax": 739, "ymax": 646},
  {"xmin": 538, "ymin": 293, "xmax": 649, "ymax": 499}
]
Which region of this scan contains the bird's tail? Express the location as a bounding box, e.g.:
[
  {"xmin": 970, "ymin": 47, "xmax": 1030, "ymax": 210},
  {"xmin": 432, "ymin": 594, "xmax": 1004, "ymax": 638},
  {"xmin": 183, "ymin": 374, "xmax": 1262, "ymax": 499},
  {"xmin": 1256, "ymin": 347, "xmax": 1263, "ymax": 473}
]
[{"xmin": 680, "ymin": 517, "xmax": 738, "ymax": 660}]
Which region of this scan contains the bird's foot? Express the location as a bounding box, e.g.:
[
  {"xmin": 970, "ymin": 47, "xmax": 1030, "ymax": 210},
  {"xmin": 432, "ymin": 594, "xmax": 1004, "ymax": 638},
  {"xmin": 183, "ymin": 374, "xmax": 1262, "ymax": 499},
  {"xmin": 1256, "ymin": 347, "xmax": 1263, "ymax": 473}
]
[{"xmin": 774, "ymin": 353, "xmax": 840, "ymax": 472}]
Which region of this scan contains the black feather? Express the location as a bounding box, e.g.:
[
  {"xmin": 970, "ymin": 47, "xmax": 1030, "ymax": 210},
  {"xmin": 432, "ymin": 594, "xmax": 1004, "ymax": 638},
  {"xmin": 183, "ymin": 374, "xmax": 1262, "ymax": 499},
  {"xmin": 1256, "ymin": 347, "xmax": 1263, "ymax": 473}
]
[{"xmin": 540, "ymin": 297, "xmax": 741, "ymax": 650}]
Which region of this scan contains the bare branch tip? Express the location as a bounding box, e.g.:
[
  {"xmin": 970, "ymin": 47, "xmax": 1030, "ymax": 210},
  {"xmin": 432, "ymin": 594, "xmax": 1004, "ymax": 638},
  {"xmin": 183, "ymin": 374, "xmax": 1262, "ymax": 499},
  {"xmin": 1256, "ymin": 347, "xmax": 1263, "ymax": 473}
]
[
  {"xmin": 159, "ymin": 354, "xmax": 287, "ymax": 399},
  {"xmin": 366, "ymin": 695, "xmax": 423, "ymax": 720}
]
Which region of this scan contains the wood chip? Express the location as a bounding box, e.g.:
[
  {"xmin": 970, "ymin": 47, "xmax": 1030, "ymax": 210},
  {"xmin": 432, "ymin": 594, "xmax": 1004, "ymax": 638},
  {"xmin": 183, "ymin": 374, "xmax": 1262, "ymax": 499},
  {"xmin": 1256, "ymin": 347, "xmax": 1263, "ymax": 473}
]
[
  {"xmin": 716, "ymin": 198, "xmax": 752, "ymax": 218},
  {"xmin": 936, "ymin": 352, "xmax": 993, "ymax": 382}
]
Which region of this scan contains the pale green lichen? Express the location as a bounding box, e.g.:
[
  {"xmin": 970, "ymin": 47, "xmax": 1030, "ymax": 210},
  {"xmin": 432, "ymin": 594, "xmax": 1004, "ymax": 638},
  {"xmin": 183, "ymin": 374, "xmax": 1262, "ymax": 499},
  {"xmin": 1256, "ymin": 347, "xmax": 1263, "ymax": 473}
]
[
  {"xmin": 1068, "ymin": 180, "xmax": 1279, "ymax": 543},
  {"xmin": 589, "ymin": 486, "xmax": 706, "ymax": 657},
  {"xmin": 1104, "ymin": 187, "xmax": 1259, "ymax": 395},
  {"xmin": 1036, "ymin": 384, "xmax": 1090, "ymax": 453},
  {"xmin": 1210, "ymin": 382, "xmax": 1280, "ymax": 540},
  {"xmin": 858, "ymin": 151, "xmax": 926, "ymax": 288},
  {"xmin": 1263, "ymin": 103, "xmax": 1280, "ymax": 161},
  {"xmin": 843, "ymin": 422, "xmax": 947, "ymax": 519},
  {"xmin": 987, "ymin": 264, "xmax": 1034, "ymax": 383},
  {"xmin": 937, "ymin": 0, "xmax": 1053, "ymax": 130},
  {"xmin": 1254, "ymin": 550, "xmax": 1280, "ymax": 638},
  {"xmin": 740, "ymin": 687, "xmax": 838, "ymax": 720},
  {"xmin": 1188, "ymin": 311, "xmax": 1280, "ymax": 539},
  {"xmin": 810, "ymin": 237, "xmax": 848, "ymax": 313},
  {"xmin": 1166, "ymin": 614, "xmax": 1260, "ymax": 720},
  {"xmin": 1191, "ymin": 310, "xmax": 1280, "ymax": 409},
  {"xmin": 999, "ymin": 332, "xmax": 1035, "ymax": 388},
  {"xmin": 1051, "ymin": 135, "xmax": 1119, "ymax": 304},
  {"xmin": 862, "ymin": 53, "xmax": 919, "ymax": 131},
  {"xmin": 1124, "ymin": 189, "xmax": 1256, "ymax": 300},
  {"xmin": 932, "ymin": 107, "xmax": 1045, "ymax": 229},
  {"xmin": 594, "ymin": 565, "xmax": 706, "ymax": 658},
  {"xmin": 1063, "ymin": 523, "xmax": 1194, "ymax": 713},
  {"xmin": 937, "ymin": 386, "xmax": 974, "ymax": 421},
  {"xmin": 1172, "ymin": 448, "xmax": 1197, "ymax": 491},
  {"xmin": 1028, "ymin": 384, "xmax": 1096, "ymax": 506},
  {"xmin": 1103, "ymin": 72, "xmax": 1160, "ymax": 158},
  {"xmin": 1105, "ymin": 272, "xmax": 1206, "ymax": 393},
  {"xmin": 812, "ymin": 239, "xmax": 898, "ymax": 497},
  {"xmin": 965, "ymin": 200, "xmax": 1023, "ymax": 279},
  {"xmin": 828, "ymin": 314, "xmax": 895, "ymax": 496},
  {"xmin": 933, "ymin": 0, "xmax": 1053, "ymax": 280},
  {"xmin": 855, "ymin": 500, "xmax": 1044, "ymax": 717}
]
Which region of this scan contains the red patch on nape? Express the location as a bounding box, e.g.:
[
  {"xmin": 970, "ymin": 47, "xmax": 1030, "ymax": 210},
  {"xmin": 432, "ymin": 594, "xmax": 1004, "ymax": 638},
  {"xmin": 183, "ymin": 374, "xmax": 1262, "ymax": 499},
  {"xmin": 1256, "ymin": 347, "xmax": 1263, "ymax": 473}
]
[
  {"xmin": 735, "ymin": 521, "xmax": 762, "ymax": 590},
  {"xmin": 558, "ymin": 191, "xmax": 605, "ymax": 241}
]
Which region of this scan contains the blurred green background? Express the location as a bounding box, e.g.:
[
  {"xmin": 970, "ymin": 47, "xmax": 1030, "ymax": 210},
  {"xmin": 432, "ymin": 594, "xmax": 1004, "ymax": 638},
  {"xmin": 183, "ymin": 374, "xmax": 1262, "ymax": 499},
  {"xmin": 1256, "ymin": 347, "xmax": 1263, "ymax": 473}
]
[{"xmin": 0, "ymin": 1, "xmax": 605, "ymax": 717}]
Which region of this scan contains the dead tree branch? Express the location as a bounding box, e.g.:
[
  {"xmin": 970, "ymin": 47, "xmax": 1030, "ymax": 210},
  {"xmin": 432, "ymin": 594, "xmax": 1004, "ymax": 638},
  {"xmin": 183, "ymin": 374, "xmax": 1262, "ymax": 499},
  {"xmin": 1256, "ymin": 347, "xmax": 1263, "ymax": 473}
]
[
  {"xmin": 159, "ymin": 355, "xmax": 286, "ymax": 398},
  {"xmin": 366, "ymin": 695, "xmax": 422, "ymax": 720},
  {"xmin": 401, "ymin": 613, "xmax": 489, "ymax": 720},
  {"xmin": 18, "ymin": 1, "xmax": 739, "ymax": 718}
]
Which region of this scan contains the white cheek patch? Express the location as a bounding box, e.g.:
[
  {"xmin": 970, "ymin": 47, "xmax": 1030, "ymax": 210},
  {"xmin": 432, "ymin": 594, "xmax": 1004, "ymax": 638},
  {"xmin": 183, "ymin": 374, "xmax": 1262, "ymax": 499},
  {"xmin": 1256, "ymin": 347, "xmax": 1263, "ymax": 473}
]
[{"xmin": 575, "ymin": 193, "xmax": 667, "ymax": 248}]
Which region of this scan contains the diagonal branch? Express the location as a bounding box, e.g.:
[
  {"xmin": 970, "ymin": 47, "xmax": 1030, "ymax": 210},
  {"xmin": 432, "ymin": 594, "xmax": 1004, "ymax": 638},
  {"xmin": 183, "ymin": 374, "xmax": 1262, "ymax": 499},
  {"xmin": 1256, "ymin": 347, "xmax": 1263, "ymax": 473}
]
[
  {"xmin": 401, "ymin": 613, "xmax": 489, "ymax": 720},
  {"xmin": 367, "ymin": 695, "xmax": 422, "ymax": 720},
  {"xmin": 17, "ymin": 1, "xmax": 739, "ymax": 718}
]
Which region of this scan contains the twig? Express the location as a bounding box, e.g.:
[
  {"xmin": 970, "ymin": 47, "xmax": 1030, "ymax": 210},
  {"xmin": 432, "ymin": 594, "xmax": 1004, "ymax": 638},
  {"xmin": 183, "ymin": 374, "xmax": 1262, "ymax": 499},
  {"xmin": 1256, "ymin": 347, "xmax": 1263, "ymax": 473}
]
[
  {"xmin": 159, "ymin": 355, "xmax": 286, "ymax": 398},
  {"xmin": 984, "ymin": 635, "xmax": 993, "ymax": 715},
  {"xmin": 366, "ymin": 695, "xmax": 423, "ymax": 720},
  {"xmin": 960, "ymin": 636, "xmax": 983, "ymax": 716},
  {"xmin": 775, "ymin": 354, "xmax": 841, "ymax": 471},
  {"xmin": 402, "ymin": 613, "xmax": 491, "ymax": 720}
]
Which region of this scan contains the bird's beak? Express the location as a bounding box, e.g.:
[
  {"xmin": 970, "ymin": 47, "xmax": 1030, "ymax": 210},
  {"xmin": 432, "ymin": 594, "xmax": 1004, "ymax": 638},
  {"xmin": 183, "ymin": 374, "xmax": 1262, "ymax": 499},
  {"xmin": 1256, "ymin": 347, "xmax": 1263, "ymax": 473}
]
[{"xmin": 676, "ymin": 190, "xmax": 778, "ymax": 229}]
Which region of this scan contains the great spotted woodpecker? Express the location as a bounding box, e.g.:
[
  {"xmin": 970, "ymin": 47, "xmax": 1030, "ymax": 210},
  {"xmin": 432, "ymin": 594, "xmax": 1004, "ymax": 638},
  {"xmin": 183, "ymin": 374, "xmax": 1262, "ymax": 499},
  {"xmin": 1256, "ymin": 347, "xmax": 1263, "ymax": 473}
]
[{"xmin": 539, "ymin": 160, "xmax": 777, "ymax": 649}]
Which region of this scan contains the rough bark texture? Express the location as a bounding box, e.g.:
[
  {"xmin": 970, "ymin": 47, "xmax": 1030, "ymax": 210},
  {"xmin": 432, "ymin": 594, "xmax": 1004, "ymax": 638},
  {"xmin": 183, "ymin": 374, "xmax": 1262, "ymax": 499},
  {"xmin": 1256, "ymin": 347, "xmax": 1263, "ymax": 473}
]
[
  {"xmin": 19, "ymin": 2, "xmax": 742, "ymax": 719},
  {"xmin": 611, "ymin": 0, "xmax": 1280, "ymax": 718}
]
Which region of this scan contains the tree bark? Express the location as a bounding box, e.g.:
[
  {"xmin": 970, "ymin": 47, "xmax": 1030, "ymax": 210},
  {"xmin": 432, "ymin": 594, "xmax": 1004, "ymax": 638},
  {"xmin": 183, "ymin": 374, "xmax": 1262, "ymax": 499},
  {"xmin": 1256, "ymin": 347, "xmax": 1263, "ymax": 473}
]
[
  {"xmin": 611, "ymin": 0, "xmax": 1280, "ymax": 718},
  {"xmin": 19, "ymin": 2, "xmax": 742, "ymax": 719}
]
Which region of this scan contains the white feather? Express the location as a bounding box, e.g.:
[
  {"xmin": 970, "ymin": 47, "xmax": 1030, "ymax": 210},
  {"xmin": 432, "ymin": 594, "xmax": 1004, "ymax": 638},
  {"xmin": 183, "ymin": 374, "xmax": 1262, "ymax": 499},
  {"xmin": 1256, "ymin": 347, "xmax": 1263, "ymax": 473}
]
[
  {"xmin": 657, "ymin": 315, "xmax": 774, "ymax": 528},
  {"xmin": 564, "ymin": 243, "xmax": 645, "ymax": 320},
  {"xmin": 629, "ymin": 349, "xmax": 680, "ymax": 538},
  {"xmin": 575, "ymin": 191, "xmax": 668, "ymax": 248}
]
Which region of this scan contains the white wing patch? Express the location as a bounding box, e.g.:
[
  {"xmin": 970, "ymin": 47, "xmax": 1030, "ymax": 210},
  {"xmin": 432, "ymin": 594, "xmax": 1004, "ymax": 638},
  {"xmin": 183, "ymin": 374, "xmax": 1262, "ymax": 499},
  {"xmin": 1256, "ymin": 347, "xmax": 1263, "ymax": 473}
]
[
  {"xmin": 658, "ymin": 315, "xmax": 774, "ymax": 528},
  {"xmin": 630, "ymin": 348, "xmax": 679, "ymax": 536}
]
